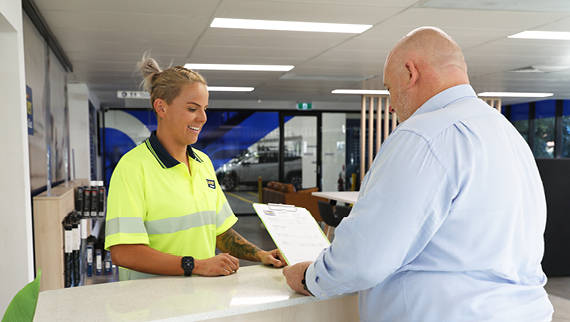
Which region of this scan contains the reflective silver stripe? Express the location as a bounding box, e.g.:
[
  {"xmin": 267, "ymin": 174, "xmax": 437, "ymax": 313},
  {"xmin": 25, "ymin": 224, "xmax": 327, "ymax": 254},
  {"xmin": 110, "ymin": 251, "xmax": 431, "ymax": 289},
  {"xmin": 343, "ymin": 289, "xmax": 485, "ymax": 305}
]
[
  {"xmin": 107, "ymin": 203, "xmax": 235, "ymax": 237},
  {"xmin": 145, "ymin": 211, "xmax": 217, "ymax": 235},
  {"xmin": 105, "ymin": 217, "xmax": 147, "ymax": 237},
  {"xmin": 216, "ymin": 201, "xmax": 234, "ymax": 225}
]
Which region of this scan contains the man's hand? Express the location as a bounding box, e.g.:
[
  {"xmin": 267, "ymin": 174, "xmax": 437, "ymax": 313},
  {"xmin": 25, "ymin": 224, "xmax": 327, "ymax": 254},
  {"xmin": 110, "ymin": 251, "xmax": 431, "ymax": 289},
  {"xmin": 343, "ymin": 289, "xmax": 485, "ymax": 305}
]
[
  {"xmin": 257, "ymin": 249, "xmax": 287, "ymax": 268},
  {"xmin": 193, "ymin": 253, "xmax": 239, "ymax": 276},
  {"xmin": 282, "ymin": 261, "xmax": 313, "ymax": 296}
]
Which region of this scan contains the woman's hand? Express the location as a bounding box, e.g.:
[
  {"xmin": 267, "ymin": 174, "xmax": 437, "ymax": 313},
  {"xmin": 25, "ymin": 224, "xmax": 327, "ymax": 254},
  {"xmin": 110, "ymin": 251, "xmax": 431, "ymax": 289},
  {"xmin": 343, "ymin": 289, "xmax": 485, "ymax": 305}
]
[{"xmin": 193, "ymin": 253, "xmax": 240, "ymax": 276}]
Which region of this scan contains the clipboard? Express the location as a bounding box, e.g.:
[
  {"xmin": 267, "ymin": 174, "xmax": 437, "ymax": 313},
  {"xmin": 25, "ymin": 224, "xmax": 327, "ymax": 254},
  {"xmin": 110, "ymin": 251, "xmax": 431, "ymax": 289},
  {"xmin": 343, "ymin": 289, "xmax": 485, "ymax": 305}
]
[{"xmin": 253, "ymin": 203, "xmax": 330, "ymax": 265}]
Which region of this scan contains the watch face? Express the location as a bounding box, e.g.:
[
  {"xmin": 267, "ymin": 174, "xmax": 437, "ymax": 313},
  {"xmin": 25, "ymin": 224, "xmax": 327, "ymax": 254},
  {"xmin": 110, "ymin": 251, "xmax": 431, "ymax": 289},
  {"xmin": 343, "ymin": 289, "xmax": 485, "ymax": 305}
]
[
  {"xmin": 183, "ymin": 257, "xmax": 193, "ymax": 267},
  {"xmin": 182, "ymin": 256, "xmax": 194, "ymax": 275}
]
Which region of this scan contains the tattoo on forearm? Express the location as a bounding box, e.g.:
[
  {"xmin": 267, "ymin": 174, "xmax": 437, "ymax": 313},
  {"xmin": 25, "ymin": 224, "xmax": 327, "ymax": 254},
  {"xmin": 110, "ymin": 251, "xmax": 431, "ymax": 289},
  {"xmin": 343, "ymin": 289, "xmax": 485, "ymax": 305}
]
[{"xmin": 219, "ymin": 229, "xmax": 262, "ymax": 260}]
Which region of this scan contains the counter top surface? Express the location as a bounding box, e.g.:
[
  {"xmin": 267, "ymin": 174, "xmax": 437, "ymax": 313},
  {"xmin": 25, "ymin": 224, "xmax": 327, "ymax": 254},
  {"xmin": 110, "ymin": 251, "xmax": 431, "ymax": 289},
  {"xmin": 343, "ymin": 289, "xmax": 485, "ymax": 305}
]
[{"xmin": 34, "ymin": 265, "xmax": 355, "ymax": 321}]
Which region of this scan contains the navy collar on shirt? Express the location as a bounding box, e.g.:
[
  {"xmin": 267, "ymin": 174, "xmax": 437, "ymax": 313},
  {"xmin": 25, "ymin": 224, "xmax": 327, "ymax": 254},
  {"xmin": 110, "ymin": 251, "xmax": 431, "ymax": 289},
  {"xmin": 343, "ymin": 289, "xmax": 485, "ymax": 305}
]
[{"xmin": 146, "ymin": 130, "xmax": 202, "ymax": 169}]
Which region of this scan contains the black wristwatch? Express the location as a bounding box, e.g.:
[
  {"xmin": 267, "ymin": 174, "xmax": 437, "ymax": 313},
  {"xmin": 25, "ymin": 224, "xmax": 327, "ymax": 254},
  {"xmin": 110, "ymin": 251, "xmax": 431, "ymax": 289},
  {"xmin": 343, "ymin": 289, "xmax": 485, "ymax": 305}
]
[
  {"xmin": 181, "ymin": 256, "xmax": 194, "ymax": 276},
  {"xmin": 301, "ymin": 268, "xmax": 314, "ymax": 296}
]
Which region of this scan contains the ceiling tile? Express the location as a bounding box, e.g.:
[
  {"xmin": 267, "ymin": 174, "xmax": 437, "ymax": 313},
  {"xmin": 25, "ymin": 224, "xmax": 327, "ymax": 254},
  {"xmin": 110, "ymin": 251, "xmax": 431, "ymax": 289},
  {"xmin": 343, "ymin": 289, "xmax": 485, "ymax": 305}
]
[
  {"xmin": 420, "ymin": 0, "xmax": 570, "ymax": 12},
  {"xmin": 215, "ymin": 0, "xmax": 402, "ymax": 24},
  {"xmin": 29, "ymin": 0, "xmax": 570, "ymax": 107},
  {"xmin": 381, "ymin": 8, "xmax": 569, "ymax": 31},
  {"xmin": 35, "ymin": 0, "xmax": 220, "ymax": 16}
]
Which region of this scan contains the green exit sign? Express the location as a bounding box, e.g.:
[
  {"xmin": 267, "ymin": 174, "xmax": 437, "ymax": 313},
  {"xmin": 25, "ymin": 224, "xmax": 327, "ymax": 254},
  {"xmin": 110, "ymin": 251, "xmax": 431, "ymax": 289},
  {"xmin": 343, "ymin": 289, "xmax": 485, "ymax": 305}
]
[{"xmin": 297, "ymin": 102, "xmax": 312, "ymax": 110}]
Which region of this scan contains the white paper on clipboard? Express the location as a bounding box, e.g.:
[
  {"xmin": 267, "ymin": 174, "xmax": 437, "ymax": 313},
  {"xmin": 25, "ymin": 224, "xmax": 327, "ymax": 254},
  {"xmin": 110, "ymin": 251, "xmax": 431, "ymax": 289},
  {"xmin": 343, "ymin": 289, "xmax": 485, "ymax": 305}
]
[{"xmin": 253, "ymin": 203, "xmax": 330, "ymax": 265}]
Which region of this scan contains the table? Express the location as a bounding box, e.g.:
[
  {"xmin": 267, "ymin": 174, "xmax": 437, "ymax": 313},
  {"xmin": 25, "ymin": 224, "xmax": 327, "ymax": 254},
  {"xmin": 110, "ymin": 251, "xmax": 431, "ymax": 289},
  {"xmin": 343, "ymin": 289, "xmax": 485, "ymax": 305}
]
[
  {"xmin": 311, "ymin": 191, "xmax": 359, "ymax": 204},
  {"xmin": 33, "ymin": 265, "xmax": 359, "ymax": 322}
]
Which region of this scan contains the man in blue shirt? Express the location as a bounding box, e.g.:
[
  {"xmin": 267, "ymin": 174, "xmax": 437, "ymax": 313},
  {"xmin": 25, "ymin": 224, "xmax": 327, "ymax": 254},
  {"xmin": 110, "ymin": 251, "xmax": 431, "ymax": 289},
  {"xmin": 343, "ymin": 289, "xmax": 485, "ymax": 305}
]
[{"xmin": 283, "ymin": 26, "xmax": 554, "ymax": 321}]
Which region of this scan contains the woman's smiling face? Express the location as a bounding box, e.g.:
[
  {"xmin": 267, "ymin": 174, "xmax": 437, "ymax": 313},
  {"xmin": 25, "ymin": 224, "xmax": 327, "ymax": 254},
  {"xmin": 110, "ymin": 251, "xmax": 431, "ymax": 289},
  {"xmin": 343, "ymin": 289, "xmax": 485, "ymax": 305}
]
[{"xmin": 161, "ymin": 82, "xmax": 209, "ymax": 146}]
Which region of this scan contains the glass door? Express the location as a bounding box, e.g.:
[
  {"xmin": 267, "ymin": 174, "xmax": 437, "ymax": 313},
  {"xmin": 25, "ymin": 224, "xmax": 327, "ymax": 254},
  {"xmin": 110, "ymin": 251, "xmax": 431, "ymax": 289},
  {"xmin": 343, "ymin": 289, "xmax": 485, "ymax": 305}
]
[
  {"xmin": 321, "ymin": 112, "xmax": 362, "ymax": 193},
  {"xmin": 281, "ymin": 113, "xmax": 320, "ymax": 190}
]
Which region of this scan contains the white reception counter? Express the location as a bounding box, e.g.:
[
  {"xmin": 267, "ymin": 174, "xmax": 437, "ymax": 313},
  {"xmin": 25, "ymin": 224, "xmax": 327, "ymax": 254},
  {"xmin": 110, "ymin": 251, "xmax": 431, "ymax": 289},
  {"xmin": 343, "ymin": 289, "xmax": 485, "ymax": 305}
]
[{"xmin": 33, "ymin": 265, "xmax": 359, "ymax": 322}]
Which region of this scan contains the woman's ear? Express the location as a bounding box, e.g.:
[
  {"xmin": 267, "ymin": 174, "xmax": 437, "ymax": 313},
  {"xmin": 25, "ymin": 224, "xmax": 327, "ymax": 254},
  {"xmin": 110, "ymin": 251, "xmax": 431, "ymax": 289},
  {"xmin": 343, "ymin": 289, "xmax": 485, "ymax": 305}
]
[
  {"xmin": 154, "ymin": 99, "xmax": 167, "ymax": 119},
  {"xmin": 405, "ymin": 60, "xmax": 419, "ymax": 89}
]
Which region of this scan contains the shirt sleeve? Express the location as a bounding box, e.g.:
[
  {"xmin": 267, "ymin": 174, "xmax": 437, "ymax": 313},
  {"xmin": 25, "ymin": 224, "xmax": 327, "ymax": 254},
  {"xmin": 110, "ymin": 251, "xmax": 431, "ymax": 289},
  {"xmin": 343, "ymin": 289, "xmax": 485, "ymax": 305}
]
[
  {"xmin": 104, "ymin": 158, "xmax": 150, "ymax": 250},
  {"xmin": 215, "ymin": 201, "xmax": 238, "ymax": 236},
  {"xmin": 306, "ymin": 130, "xmax": 455, "ymax": 298},
  {"xmin": 200, "ymin": 152, "xmax": 238, "ymax": 235}
]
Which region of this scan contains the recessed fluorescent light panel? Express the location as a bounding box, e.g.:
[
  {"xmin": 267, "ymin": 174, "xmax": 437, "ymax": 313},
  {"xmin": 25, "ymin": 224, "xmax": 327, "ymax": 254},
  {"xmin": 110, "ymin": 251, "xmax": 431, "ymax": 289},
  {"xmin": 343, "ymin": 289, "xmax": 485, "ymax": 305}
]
[
  {"xmin": 211, "ymin": 18, "xmax": 372, "ymax": 34},
  {"xmin": 185, "ymin": 63, "xmax": 293, "ymax": 72},
  {"xmin": 478, "ymin": 92, "xmax": 553, "ymax": 98},
  {"xmin": 207, "ymin": 86, "xmax": 254, "ymax": 92},
  {"xmin": 332, "ymin": 89, "xmax": 390, "ymax": 95},
  {"xmin": 280, "ymin": 74, "xmax": 373, "ymax": 82},
  {"xmin": 508, "ymin": 31, "xmax": 570, "ymax": 40}
]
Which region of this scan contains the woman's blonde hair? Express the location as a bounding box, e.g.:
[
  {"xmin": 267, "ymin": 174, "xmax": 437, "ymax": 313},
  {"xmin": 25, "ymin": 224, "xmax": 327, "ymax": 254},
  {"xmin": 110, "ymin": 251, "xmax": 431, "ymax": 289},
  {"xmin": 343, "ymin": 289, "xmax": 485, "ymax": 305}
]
[{"xmin": 137, "ymin": 54, "xmax": 206, "ymax": 113}]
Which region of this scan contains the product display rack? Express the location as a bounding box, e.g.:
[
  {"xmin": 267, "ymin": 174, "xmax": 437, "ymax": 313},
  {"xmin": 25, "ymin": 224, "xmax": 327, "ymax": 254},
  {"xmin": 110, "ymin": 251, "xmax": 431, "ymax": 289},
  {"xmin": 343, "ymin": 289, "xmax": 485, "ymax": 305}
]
[{"xmin": 32, "ymin": 179, "xmax": 88, "ymax": 291}]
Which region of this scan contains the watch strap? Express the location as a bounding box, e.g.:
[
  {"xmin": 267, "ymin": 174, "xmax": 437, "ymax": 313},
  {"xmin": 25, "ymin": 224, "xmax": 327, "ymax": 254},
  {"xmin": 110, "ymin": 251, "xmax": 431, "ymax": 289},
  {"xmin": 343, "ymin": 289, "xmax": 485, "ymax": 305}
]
[
  {"xmin": 301, "ymin": 267, "xmax": 314, "ymax": 296},
  {"xmin": 181, "ymin": 256, "xmax": 194, "ymax": 276}
]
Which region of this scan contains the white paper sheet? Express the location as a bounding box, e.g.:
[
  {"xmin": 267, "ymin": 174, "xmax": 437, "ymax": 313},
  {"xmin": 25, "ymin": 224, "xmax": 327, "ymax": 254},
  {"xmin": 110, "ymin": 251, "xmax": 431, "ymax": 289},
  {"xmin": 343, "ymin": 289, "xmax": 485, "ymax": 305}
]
[{"xmin": 253, "ymin": 203, "xmax": 330, "ymax": 265}]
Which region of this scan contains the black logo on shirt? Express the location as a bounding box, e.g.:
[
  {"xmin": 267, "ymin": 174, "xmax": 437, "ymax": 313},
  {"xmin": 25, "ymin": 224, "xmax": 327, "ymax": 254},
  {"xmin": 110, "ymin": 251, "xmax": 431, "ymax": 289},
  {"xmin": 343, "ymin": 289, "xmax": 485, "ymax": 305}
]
[{"xmin": 207, "ymin": 179, "xmax": 216, "ymax": 189}]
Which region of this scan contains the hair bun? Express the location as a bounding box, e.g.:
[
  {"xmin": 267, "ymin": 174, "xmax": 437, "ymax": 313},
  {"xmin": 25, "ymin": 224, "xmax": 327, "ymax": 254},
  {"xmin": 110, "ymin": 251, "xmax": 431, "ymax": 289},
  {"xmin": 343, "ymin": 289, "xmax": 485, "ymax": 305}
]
[{"xmin": 137, "ymin": 53, "xmax": 163, "ymax": 93}]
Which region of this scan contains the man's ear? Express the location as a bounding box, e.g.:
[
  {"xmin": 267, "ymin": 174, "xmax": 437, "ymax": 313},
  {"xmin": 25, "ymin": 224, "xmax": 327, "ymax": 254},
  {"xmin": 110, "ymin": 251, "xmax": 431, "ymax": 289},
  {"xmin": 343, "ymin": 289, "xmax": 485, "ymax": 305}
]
[
  {"xmin": 405, "ymin": 60, "xmax": 419, "ymax": 89},
  {"xmin": 154, "ymin": 99, "xmax": 167, "ymax": 119}
]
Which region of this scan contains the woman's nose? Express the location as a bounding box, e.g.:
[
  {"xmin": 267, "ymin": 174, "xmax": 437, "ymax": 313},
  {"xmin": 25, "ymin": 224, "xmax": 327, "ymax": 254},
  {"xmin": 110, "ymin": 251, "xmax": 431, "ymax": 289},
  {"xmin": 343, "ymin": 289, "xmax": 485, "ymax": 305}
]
[{"xmin": 198, "ymin": 109, "xmax": 207, "ymax": 123}]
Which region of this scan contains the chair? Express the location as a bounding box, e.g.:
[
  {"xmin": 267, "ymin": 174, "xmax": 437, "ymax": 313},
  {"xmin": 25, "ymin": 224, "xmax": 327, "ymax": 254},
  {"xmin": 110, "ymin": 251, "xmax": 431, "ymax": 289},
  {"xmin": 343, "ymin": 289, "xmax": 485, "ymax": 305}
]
[
  {"xmin": 2, "ymin": 269, "xmax": 42, "ymax": 322},
  {"xmin": 318, "ymin": 201, "xmax": 340, "ymax": 240},
  {"xmin": 335, "ymin": 205, "xmax": 351, "ymax": 222}
]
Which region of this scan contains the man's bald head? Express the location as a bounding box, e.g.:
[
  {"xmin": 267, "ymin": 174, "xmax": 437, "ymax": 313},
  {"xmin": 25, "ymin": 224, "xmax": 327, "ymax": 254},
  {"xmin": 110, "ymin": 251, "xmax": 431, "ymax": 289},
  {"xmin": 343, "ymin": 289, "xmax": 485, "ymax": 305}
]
[
  {"xmin": 393, "ymin": 26, "xmax": 467, "ymax": 74},
  {"xmin": 383, "ymin": 27, "xmax": 469, "ymax": 123}
]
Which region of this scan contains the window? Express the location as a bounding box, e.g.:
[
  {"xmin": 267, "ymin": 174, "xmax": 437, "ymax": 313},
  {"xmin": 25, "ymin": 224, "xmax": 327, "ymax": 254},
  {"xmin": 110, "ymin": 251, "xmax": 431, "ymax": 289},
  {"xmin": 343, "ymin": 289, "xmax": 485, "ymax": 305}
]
[
  {"xmin": 510, "ymin": 103, "xmax": 529, "ymax": 142},
  {"xmin": 561, "ymin": 101, "xmax": 570, "ymax": 157},
  {"xmin": 534, "ymin": 101, "xmax": 556, "ymax": 158}
]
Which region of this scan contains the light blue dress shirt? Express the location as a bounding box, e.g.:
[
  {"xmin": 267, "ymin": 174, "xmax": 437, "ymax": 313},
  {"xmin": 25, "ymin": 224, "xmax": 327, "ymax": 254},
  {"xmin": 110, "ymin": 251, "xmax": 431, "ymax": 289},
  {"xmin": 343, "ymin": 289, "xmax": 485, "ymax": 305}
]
[{"xmin": 306, "ymin": 85, "xmax": 553, "ymax": 321}]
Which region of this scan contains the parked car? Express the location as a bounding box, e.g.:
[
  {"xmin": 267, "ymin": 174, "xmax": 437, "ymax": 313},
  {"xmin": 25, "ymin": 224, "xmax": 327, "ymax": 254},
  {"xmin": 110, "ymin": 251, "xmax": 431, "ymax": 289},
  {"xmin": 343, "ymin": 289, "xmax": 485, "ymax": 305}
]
[{"xmin": 216, "ymin": 149, "xmax": 302, "ymax": 191}]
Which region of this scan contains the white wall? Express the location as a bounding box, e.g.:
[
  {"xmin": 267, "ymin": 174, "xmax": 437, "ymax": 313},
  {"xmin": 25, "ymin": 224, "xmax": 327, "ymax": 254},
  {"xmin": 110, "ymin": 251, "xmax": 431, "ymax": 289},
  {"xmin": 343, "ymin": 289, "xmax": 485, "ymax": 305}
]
[
  {"xmin": 23, "ymin": 13, "xmax": 70, "ymax": 190},
  {"xmin": 88, "ymin": 87, "xmax": 103, "ymax": 181},
  {"xmin": 22, "ymin": 13, "xmax": 48, "ymax": 189},
  {"xmin": 0, "ymin": 0, "xmax": 20, "ymax": 29},
  {"xmin": 322, "ymin": 113, "xmax": 347, "ymax": 191},
  {"xmin": 209, "ymin": 99, "xmax": 362, "ymax": 111},
  {"xmin": 285, "ymin": 117, "xmax": 318, "ymax": 188},
  {"xmin": 0, "ymin": 0, "xmax": 35, "ymax": 315},
  {"xmin": 68, "ymin": 83, "xmax": 91, "ymax": 181},
  {"xmin": 123, "ymin": 98, "xmax": 362, "ymax": 111}
]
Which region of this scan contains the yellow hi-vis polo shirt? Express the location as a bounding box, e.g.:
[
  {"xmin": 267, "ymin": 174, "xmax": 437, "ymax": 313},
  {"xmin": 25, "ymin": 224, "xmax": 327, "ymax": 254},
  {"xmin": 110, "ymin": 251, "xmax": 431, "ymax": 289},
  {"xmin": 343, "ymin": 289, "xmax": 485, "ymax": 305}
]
[{"xmin": 105, "ymin": 131, "xmax": 238, "ymax": 280}]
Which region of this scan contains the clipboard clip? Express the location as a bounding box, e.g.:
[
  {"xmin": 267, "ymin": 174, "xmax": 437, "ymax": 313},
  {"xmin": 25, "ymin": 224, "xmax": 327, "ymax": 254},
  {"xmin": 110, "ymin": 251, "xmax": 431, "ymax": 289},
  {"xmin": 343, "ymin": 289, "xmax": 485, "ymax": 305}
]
[{"xmin": 268, "ymin": 203, "xmax": 297, "ymax": 212}]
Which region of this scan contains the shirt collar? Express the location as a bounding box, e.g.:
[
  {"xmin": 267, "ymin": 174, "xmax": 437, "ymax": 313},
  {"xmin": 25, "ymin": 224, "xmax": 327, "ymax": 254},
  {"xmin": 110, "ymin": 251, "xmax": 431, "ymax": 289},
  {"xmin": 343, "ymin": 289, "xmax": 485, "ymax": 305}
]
[
  {"xmin": 146, "ymin": 130, "xmax": 201, "ymax": 169},
  {"xmin": 411, "ymin": 84, "xmax": 477, "ymax": 118}
]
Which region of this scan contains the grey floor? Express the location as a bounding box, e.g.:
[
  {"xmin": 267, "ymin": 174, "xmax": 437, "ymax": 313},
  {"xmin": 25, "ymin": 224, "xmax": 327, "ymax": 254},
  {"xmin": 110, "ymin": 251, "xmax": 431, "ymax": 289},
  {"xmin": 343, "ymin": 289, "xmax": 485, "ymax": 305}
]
[
  {"xmin": 234, "ymin": 215, "xmax": 570, "ymax": 321},
  {"xmin": 223, "ymin": 189, "xmax": 261, "ymax": 215}
]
